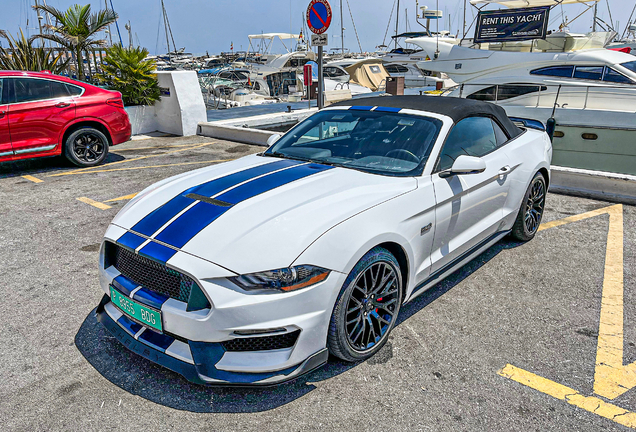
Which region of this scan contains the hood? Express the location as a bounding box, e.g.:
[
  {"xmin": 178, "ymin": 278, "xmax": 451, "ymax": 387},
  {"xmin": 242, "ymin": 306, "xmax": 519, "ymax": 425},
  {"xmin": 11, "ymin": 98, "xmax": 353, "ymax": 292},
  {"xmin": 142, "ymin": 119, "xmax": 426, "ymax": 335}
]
[{"xmin": 112, "ymin": 155, "xmax": 416, "ymax": 274}]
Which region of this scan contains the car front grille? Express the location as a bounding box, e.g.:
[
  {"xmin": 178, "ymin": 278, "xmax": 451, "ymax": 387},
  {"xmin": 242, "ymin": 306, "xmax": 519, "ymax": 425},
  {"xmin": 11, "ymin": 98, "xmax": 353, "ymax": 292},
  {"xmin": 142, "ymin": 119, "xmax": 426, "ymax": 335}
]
[
  {"xmin": 107, "ymin": 242, "xmax": 195, "ymax": 303},
  {"xmin": 222, "ymin": 330, "xmax": 301, "ymax": 352}
]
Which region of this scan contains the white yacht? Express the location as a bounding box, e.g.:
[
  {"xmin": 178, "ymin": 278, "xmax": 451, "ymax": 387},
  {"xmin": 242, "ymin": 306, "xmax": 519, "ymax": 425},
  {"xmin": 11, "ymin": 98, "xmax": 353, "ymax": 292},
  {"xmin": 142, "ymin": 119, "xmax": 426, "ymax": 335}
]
[
  {"xmin": 409, "ymin": 37, "xmax": 636, "ymax": 176},
  {"xmin": 381, "ymin": 32, "xmax": 457, "ymax": 87}
]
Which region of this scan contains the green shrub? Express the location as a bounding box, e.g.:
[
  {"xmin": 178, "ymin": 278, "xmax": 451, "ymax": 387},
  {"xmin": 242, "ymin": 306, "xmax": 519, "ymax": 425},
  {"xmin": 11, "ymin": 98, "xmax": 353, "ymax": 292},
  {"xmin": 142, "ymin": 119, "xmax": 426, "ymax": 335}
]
[{"xmin": 98, "ymin": 45, "xmax": 160, "ymax": 106}]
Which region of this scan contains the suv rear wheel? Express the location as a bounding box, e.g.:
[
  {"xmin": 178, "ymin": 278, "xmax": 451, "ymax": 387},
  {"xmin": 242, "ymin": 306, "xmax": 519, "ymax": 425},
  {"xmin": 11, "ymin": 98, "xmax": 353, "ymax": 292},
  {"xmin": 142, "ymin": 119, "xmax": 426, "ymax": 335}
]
[{"xmin": 64, "ymin": 127, "xmax": 109, "ymax": 167}]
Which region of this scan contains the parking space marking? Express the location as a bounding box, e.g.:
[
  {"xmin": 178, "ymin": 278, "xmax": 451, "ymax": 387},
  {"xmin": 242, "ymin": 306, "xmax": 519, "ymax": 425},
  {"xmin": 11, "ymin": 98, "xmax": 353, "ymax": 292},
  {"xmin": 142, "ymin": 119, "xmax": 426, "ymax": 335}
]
[
  {"xmin": 500, "ymin": 204, "xmax": 635, "ymax": 428},
  {"xmin": 77, "ymin": 197, "xmax": 112, "ymax": 210},
  {"xmin": 498, "ymin": 364, "xmax": 636, "ymax": 429},
  {"xmin": 46, "ymin": 142, "xmax": 216, "ymax": 178},
  {"xmin": 67, "ymin": 158, "xmax": 234, "ymax": 176},
  {"xmin": 22, "ymin": 175, "xmax": 43, "ymax": 183},
  {"xmin": 105, "ymin": 193, "xmax": 138, "ymax": 203},
  {"xmin": 113, "ymin": 143, "xmax": 215, "ymax": 152}
]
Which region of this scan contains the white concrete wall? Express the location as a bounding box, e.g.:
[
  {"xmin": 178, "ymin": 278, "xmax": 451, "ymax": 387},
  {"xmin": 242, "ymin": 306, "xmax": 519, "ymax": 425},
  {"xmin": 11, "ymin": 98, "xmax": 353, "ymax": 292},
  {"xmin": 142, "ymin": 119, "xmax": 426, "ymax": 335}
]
[
  {"xmin": 125, "ymin": 105, "xmax": 158, "ymax": 135},
  {"xmin": 125, "ymin": 71, "xmax": 206, "ymax": 136}
]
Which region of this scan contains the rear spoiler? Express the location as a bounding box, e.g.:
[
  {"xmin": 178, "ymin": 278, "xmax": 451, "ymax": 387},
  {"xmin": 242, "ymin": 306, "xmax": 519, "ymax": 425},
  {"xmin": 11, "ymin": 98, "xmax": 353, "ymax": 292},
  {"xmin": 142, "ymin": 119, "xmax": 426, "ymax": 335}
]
[{"xmin": 509, "ymin": 117, "xmax": 545, "ymax": 132}]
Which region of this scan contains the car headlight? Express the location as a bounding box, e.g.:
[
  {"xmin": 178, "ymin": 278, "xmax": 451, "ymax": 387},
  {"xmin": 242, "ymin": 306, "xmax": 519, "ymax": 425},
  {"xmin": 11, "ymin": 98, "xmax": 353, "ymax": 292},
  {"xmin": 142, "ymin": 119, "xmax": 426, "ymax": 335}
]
[{"xmin": 230, "ymin": 265, "xmax": 330, "ymax": 292}]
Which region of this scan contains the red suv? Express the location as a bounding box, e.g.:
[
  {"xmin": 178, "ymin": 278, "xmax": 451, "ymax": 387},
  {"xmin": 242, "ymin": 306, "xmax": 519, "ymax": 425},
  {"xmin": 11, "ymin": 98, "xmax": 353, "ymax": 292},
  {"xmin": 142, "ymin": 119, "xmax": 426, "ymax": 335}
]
[{"xmin": 0, "ymin": 71, "xmax": 131, "ymax": 167}]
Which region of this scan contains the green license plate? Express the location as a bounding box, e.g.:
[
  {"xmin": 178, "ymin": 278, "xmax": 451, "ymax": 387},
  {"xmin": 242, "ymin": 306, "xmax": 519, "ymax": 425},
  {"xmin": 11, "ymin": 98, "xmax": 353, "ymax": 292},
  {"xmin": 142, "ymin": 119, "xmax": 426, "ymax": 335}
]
[{"xmin": 110, "ymin": 286, "xmax": 163, "ymax": 332}]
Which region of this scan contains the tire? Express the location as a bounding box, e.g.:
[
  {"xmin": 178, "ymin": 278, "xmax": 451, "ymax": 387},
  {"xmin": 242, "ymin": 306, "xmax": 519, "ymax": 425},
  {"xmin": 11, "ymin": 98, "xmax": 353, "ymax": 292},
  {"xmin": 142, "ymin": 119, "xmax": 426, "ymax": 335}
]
[
  {"xmin": 327, "ymin": 247, "xmax": 403, "ymax": 362},
  {"xmin": 510, "ymin": 172, "xmax": 547, "ymax": 242},
  {"xmin": 64, "ymin": 127, "xmax": 109, "ymax": 167}
]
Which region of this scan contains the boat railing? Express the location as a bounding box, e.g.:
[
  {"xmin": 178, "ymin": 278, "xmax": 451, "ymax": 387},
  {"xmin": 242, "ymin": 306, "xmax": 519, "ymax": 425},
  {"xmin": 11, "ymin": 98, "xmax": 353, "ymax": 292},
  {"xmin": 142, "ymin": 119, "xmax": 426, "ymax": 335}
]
[{"xmin": 457, "ymin": 82, "xmax": 636, "ymax": 112}]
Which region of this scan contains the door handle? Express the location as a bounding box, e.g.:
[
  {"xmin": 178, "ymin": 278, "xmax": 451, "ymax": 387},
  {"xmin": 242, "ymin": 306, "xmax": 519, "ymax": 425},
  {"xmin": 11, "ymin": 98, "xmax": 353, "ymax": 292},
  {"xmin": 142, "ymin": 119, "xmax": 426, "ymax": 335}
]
[
  {"xmin": 499, "ymin": 165, "xmax": 511, "ymax": 174},
  {"xmin": 55, "ymin": 102, "xmax": 70, "ymax": 108},
  {"xmin": 0, "ymin": 110, "xmax": 5, "ymax": 118}
]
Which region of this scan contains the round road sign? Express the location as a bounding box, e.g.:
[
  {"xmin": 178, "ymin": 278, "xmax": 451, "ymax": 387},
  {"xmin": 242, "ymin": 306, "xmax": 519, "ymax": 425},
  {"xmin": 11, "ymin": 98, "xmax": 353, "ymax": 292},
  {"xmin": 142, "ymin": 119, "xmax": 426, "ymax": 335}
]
[{"xmin": 306, "ymin": 0, "xmax": 332, "ymax": 35}]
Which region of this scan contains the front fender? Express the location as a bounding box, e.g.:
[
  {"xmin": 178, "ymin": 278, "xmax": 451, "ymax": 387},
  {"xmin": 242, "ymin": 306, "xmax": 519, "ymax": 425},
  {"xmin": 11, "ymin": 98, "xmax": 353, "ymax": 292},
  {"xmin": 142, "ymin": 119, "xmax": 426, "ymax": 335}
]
[{"xmin": 292, "ymin": 185, "xmax": 437, "ymax": 296}]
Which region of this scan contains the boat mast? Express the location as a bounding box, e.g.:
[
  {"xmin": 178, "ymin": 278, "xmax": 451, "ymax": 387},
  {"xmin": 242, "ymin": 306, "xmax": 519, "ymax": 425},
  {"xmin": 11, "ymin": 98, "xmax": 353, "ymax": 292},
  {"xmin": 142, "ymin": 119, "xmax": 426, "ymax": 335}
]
[
  {"xmin": 104, "ymin": 0, "xmax": 113, "ymax": 46},
  {"xmin": 462, "ymin": 0, "xmax": 466, "ymax": 38},
  {"xmin": 394, "ymin": 0, "xmax": 400, "ymax": 49},
  {"xmin": 340, "ymin": 0, "xmax": 344, "ymax": 54},
  {"xmin": 592, "ymin": 2, "xmax": 597, "ymax": 31},
  {"xmin": 34, "ymin": 0, "xmax": 45, "ymax": 48}
]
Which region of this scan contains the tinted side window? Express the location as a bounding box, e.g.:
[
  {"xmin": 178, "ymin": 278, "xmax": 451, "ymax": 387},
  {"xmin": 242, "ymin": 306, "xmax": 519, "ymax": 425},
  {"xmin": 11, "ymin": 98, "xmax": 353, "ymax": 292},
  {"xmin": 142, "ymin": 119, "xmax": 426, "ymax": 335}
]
[
  {"xmin": 497, "ymin": 85, "xmax": 546, "ymax": 100},
  {"xmin": 66, "ymin": 84, "xmax": 83, "ymax": 96},
  {"xmin": 492, "ymin": 120, "xmax": 509, "ymax": 146},
  {"xmin": 574, "ymin": 66, "xmax": 603, "ymax": 81},
  {"xmin": 14, "ymin": 78, "xmax": 52, "ymax": 103},
  {"xmin": 438, "ymin": 117, "xmax": 498, "ymax": 171},
  {"xmin": 0, "ymin": 79, "xmax": 4, "ymax": 104},
  {"xmin": 604, "ymin": 68, "xmax": 633, "ymax": 84},
  {"xmin": 50, "ymin": 81, "xmax": 72, "ymax": 98},
  {"xmin": 467, "ymin": 86, "xmax": 496, "ymax": 101},
  {"xmin": 530, "ymin": 66, "xmax": 574, "ymax": 78}
]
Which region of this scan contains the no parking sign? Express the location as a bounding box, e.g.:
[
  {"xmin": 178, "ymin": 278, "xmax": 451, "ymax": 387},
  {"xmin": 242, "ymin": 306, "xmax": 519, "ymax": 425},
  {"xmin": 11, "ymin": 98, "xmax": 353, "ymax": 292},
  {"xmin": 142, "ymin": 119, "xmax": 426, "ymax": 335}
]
[{"xmin": 306, "ymin": 0, "xmax": 332, "ymax": 35}]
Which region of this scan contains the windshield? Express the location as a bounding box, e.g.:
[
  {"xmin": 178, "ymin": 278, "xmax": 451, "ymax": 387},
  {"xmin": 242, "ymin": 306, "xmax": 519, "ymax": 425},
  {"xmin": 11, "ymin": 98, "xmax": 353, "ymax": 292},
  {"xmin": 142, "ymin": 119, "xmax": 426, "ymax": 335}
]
[
  {"xmin": 264, "ymin": 109, "xmax": 442, "ymax": 176},
  {"xmin": 621, "ymin": 61, "xmax": 636, "ymax": 73}
]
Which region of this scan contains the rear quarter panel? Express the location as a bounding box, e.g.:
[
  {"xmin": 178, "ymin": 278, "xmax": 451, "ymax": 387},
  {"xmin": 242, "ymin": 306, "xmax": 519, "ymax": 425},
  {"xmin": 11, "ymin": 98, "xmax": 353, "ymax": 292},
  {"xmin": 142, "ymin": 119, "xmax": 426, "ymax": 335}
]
[{"xmin": 501, "ymin": 129, "xmax": 552, "ymax": 228}]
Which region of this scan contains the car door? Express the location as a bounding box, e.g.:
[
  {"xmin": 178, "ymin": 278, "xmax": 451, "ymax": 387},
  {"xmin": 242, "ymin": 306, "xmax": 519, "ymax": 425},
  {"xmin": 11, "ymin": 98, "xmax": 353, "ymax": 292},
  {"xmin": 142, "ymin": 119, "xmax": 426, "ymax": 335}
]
[
  {"xmin": 0, "ymin": 78, "xmax": 11, "ymax": 161},
  {"xmin": 7, "ymin": 77, "xmax": 76, "ymax": 155},
  {"xmin": 430, "ymin": 116, "xmax": 512, "ymax": 273}
]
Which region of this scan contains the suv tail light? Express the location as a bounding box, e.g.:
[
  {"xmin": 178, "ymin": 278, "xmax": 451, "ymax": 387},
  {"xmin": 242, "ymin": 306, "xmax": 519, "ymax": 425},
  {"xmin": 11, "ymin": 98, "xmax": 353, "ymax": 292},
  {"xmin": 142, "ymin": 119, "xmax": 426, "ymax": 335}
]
[{"xmin": 106, "ymin": 98, "xmax": 124, "ymax": 108}]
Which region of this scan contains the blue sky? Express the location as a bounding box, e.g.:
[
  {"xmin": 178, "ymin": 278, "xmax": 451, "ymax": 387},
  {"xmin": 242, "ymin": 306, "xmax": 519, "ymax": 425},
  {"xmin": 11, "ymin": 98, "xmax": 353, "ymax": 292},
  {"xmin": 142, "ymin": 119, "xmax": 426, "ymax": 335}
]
[{"xmin": 2, "ymin": 0, "xmax": 634, "ymax": 55}]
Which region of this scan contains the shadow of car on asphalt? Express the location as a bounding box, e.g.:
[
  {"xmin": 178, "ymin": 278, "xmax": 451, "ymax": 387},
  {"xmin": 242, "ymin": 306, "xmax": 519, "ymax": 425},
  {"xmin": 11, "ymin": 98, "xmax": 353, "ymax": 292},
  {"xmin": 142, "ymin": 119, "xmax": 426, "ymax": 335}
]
[
  {"xmin": 0, "ymin": 152, "xmax": 125, "ymax": 179},
  {"xmin": 74, "ymin": 238, "xmax": 524, "ymax": 413}
]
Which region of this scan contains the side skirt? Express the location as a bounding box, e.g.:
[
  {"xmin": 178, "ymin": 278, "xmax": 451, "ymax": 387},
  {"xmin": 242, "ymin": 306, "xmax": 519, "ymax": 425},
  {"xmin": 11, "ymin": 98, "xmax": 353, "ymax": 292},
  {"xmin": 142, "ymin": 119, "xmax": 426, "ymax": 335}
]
[{"xmin": 406, "ymin": 230, "xmax": 511, "ymax": 302}]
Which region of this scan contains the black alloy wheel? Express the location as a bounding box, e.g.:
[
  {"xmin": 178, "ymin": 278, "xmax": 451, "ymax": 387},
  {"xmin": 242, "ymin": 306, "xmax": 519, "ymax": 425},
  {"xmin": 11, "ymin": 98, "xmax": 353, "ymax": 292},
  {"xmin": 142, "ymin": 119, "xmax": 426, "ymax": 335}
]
[
  {"xmin": 345, "ymin": 261, "xmax": 400, "ymax": 352},
  {"xmin": 64, "ymin": 127, "xmax": 109, "ymax": 167},
  {"xmin": 511, "ymin": 172, "xmax": 547, "ymax": 241},
  {"xmin": 328, "ymin": 247, "xmax": 403, "ymax": 362}
]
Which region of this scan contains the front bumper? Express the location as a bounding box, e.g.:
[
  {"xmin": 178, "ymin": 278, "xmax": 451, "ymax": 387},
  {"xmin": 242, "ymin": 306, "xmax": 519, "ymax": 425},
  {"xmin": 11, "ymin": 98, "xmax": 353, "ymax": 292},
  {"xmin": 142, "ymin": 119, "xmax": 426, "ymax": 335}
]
[{"xmin": 96, "ymin": 294, "xmax": 329, "ymax": 385}]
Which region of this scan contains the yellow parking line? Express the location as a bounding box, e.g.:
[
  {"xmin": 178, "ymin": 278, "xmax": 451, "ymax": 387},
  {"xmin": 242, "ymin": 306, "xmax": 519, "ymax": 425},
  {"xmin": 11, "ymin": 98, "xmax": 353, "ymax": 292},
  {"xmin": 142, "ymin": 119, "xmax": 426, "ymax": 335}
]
[
  {"xmin": 498, "ymin": 364, "xmax": 636, "ymax": 429},
  {"xmin": 77, "ymin": 197, "xmax": 111, "ymax": 210},
  {"xmin": 537, "ymin": 205, "xmax": 620, "ymax": 232},
  {"xmin": 47, "ymin": 142, "xmax": 216, "ymax": 177},
  {"xmin": 62, "ymin": 159, "xmax": 233, "ymax": 176},
  {"xmin": 22, "ymin": 175, "xmax": 43, "ymax": 183},
  {"xmin": 105, "ymin": 192, "xmax": 138, "ymax": 203},
  {"xmin": 114, "ymin": 143, "xmax": 214, "ymax": 152},
  {"xmin": 500, "ymin": 204, "xmax": 634, "ymax": 428}
]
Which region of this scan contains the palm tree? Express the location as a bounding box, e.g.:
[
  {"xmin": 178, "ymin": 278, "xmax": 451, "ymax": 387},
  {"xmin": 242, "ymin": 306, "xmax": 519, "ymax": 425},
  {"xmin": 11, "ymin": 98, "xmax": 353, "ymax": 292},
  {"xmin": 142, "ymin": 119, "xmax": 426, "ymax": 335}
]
[
  {"xmin": 30, "ymin": 4, "xmax": 118, "ymax": 81},
  {"xmin": 0, "ymin": 29, "xmax": 70, "ymax": 74}
]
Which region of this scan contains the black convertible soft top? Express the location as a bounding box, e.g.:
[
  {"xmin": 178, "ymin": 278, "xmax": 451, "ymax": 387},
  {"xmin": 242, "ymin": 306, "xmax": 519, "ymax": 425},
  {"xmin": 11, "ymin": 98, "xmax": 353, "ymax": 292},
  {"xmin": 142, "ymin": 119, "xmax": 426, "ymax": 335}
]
[{"xmin": 333, "ymin": 95, "xmax": 522, "ymax": 139}]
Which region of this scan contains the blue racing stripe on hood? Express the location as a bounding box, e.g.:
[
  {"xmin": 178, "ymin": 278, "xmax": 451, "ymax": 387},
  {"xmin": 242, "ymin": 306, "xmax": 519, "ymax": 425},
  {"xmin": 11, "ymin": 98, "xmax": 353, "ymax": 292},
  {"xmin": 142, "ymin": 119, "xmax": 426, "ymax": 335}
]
[
  {"xmin": 138, "ymin": 241, "xmax": 178, "ymax": 264},
  {"xmin": 154, "ymin": 200, "xmax": 229, "ymax": 249},
  {"xmin": 217, "ymin": 163, "xmax": 333, "ymax": 204},
  {"xmin": 131, "ymin": 159, "xmax": 301, "ymax": 237},
  {"xmin": 153, "ymin": 163, "xmax": 334, "ymax": 250},
  {"xmin": 117, "ymin": 232, "xmax": 147, "ymax": 250}
]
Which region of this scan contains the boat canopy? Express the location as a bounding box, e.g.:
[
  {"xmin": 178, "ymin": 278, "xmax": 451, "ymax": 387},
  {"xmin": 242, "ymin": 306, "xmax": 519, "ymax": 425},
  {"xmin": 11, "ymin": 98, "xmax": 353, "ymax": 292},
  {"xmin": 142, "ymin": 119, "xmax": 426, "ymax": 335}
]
[
  {"xmin": 344, "ymin": 60, "xmax": 390, "ymax": 92},
  {"xmin": 469, "ymin": 0, "xmax": 598, "ymax": 8}
]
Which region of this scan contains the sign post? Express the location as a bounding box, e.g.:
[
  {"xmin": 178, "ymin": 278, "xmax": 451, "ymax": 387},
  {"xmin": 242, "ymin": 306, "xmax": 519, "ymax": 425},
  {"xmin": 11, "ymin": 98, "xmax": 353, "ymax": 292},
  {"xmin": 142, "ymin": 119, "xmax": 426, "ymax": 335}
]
[{"xmin": 306, "ymin": 0, "xmax": 332, "ymax": 109}]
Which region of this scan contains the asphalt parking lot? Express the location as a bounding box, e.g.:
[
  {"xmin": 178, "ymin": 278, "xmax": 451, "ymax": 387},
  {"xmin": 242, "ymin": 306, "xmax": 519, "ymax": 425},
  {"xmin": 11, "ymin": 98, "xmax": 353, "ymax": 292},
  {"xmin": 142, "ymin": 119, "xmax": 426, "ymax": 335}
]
[{"xmin": 1, "ymin": 135, "xmax": 635, "ymax": 431}]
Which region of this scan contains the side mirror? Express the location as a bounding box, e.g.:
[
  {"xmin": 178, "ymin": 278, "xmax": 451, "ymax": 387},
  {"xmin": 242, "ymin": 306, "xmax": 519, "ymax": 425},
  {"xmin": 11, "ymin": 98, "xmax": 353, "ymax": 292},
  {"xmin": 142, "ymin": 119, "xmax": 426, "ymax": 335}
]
[
  {"xmin": 439, "ymin": 155, "xmax": 486, "ymax": 178},
  {"xmin": 266, "ymin": 133, "xmax": 282, "ymax": 146}
]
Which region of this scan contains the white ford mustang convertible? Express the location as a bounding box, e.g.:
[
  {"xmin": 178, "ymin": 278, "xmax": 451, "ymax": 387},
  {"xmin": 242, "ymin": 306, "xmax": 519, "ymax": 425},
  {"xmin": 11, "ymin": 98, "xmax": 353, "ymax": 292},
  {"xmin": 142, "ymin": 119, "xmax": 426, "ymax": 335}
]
[{"xmin": 96, "ymin": 96, "xmax": 552, "ymax": 385}]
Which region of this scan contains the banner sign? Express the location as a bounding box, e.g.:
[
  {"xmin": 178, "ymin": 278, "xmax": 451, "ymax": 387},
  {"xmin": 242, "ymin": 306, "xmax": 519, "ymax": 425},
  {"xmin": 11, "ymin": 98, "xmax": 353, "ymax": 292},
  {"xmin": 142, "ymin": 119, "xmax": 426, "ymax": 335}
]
[{"xmin": 474, "ymin": 6, "xmax": 550, "ymax": 44}]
